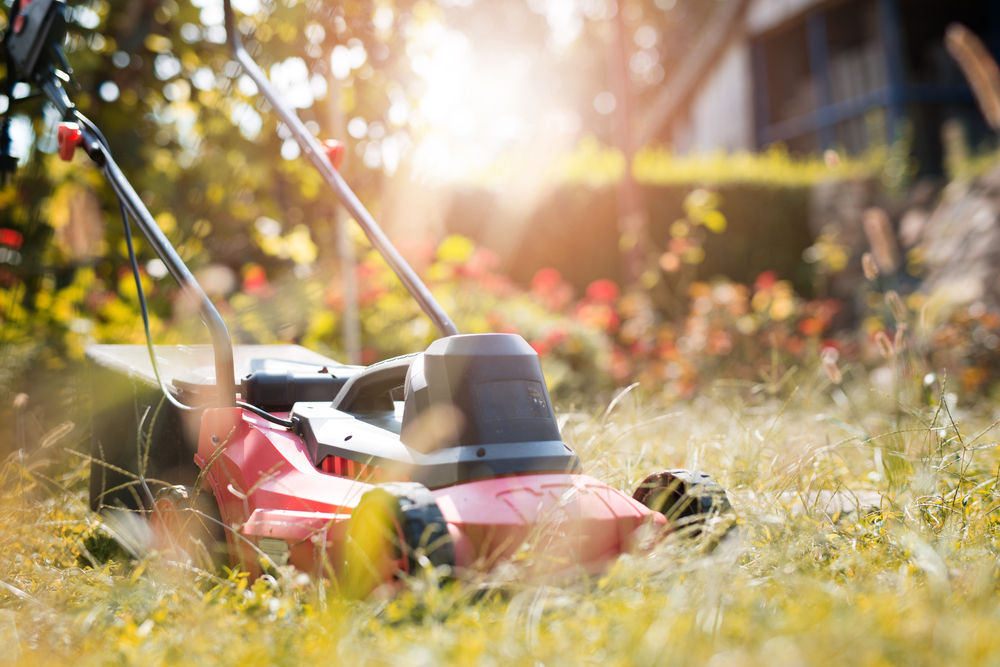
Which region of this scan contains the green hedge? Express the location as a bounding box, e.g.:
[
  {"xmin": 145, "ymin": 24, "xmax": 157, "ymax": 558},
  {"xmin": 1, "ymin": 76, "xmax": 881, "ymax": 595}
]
[{"xmin": 445, "ymin": 183, "xmax": 816, "ymax": 296}]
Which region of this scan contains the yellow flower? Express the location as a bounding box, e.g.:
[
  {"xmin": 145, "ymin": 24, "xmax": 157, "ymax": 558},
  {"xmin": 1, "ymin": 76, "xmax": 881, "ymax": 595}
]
[{"xmin": 436, "ymin": 235, "xmax": 475, "ymax": 264}]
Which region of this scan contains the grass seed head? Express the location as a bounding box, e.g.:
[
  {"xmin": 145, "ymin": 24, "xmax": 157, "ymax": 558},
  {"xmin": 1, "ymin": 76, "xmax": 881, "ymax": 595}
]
[
  {"xmin": 862, "ymin": 207, "xmax": 900, "ymax": 274},
  {"xmin": 893, "ymin": 322, "xmax": 908, "ymax": 351},
  {"xmin": 945, "ymin": 23, "xmax": 1000, "ymax": 130},
  {"xmin": 885, "ymin": 290, "xmax": 907, "ymax": 323},
  {"xmin": 875, "ymin": 330, "xmax": 895, "ymax": 359},
  {"xmin": 862, "ymin": 252, "xmax": 879, "ymax": 281},
  {"xmin": 821, "ymin": 347, "xmax": 843, "ymax": 385}
]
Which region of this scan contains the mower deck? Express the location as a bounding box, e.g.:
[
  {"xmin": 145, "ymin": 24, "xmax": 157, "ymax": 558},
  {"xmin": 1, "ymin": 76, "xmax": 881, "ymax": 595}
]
[{"xmin": 195, "ymin": 405, "xmax": 665, "ymax": 578}]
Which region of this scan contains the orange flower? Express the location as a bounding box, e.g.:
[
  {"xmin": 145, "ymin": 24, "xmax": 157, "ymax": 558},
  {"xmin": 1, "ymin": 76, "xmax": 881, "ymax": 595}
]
[
  {"xmin": 797, "ymin": 317, "xmax": 825, "ymax": 337},
  {"xmin": 962, "ymin": 367, "xmax": 988, "ymax": 393},
  {"xmin": 241, "ymin": 264, "xmax": 268, "ymax": 293},
  {"xmin": 668, "ymin": 237, "xmax": 688, "ymax": 254},
  {"xmin": 709, "ymin": 330, "xmax": 733, "ymax": 355},
  {"xmin": 659, "ymin": 252, "xmax": 681, "ymax": 273},
  {"xmin": 576, "ymin": 303, "xmax": 620, "ymax": 333},
  {"xmin": 654, "ymin": 340, "xmax": 677, "ymax": 360}
]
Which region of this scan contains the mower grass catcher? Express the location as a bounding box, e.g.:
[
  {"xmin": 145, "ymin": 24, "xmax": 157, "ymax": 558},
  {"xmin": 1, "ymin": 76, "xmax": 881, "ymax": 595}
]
[{"xmin": 2, "ymin": 0, "xmax": 733, "ymax": 598}]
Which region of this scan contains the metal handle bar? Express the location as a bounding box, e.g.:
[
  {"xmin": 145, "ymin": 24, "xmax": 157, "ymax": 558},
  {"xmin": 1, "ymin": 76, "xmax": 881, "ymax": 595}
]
[
  {"xmin": 40, "ymin": 76, "xmax": 238, "ymax": 408},
  {"xmin": 223, "ymin": 0, "xmax": 459, "ymax": 338}
]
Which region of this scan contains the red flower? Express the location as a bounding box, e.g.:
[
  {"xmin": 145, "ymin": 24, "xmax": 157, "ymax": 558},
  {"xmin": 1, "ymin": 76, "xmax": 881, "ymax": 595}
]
[
  {"xmin": 545, "ymin": 328, "xmax": 568, "ymax": 348},
  {"xmin": 324, "ymin": 288, "xmax": 343, "ymax": 310},
  {"xmin": 797, "ymin": 317, "xmax": 825, "ymax": 337},
  {"xmin": 629, "ymin": 338, "xmax": 654, "ymax": 356},
  {"xmin": 486, "ymin": 311, "xmax": 505, "ymax": 328},
  {"xmin": 459, "ymin": 248, "xmax": 501, "ymax": 279},
  {"xmin": 668, "ymin": 238, "xmax": 688, "ymax": 254},
  {"xmin": 754, "ymin": 270, "xmax": 779, "ymax": 291},
  {"xmin": 242, "ymin": 264, "xmax": 268, "ymax": 293},
  {"xmin": 529, "ymin": 339, "xmax": 551, "ymax": 358},
  {"xmin": 820, "ymin": 339, "xmax": 841, "ymax": 355},
  {"xmin": 531, "ymin": 268, "xmax": 563, "ymax": 295},
  {"xmin": 586, "ymin": 279, "xmax": 620, "ymax": 303},
  {"xmin": 608, "ymin": 347, "xmax": 632, "ymax": 384}
]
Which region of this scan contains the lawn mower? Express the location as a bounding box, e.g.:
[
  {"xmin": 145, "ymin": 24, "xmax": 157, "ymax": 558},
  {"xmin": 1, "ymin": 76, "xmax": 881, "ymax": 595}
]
[{"xmin": 1, "ymin": 0, "xmax": 732, "ymax": 597}]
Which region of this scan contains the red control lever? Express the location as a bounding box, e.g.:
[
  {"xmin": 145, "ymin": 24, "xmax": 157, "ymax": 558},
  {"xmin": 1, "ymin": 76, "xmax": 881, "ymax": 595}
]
[
  {"xmin": 57, "ymin": 122, "xmax": 82, "ymax": 161},
  {"xmin": 322, "ymin": 140, "xmax": 345, "ymax": 171},
  {"xmin": 13, "ymin": 0, "xmax": 32, "ymax": 34}
]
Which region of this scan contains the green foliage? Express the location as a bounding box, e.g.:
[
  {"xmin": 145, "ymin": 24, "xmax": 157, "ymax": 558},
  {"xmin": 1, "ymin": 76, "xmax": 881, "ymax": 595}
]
[
  {"xmin": 0, "ymin": 0, "xmax": 427, "ymax": 365},
  {"xmin": 555, "ymin": 137, "xmax": 890, "ymax": 189},
  {"xmin": 79, "ymin": 527, "xmax": 130, "ymax": 567}
]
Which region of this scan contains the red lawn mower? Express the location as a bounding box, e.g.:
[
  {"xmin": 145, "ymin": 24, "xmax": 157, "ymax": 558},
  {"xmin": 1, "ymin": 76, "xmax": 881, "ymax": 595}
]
[{"xmin": 2, "ymin": 0, "xmax": 731, "ymax": 597}]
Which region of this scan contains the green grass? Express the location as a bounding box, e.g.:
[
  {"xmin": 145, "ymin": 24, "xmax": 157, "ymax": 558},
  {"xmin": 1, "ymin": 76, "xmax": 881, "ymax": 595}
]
[{"xmin": 4, "ymin": 364, "xmax": 1000, "ymax": 666}]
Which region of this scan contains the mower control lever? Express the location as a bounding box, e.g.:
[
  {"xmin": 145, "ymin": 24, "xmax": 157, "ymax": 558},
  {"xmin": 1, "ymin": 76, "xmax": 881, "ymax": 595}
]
[
  {"xmin": 23, "ymin": 69, "xmax": 240, "ymax": 407},
  {"xmin": 222, "ymin": 0, "xmax": 459, "ymax": 338},
  {"xmin": 0, "ymin": 0, "xmax": 241, "ymax": 408},
  {"xmin": 57, "ymin": 121, "xmax": 82, "ymax": 161},
  {"xmin": 322, "ymin": 140, "xmax": 345, "ymax": 171}
]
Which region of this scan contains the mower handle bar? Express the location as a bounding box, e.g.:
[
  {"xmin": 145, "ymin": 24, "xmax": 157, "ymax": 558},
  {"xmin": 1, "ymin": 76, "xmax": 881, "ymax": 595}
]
[
  {"xmin": 40, "ymin": 77, "xmax": 238, "ymax": 408},
  {"xmin": 223, "ymin": 0, "xmax": 459, "ymax": 338}
]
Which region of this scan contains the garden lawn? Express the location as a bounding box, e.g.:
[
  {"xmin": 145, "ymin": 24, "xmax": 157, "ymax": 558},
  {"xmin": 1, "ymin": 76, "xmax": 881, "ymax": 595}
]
[{"xmin": 3, "ymin": 367, "xmax": 1000, "ymax": 667}]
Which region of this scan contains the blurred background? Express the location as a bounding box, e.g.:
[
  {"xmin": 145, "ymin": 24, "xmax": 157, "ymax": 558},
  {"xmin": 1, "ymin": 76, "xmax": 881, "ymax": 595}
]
[{"xmin": 2, "ymin": 0, "xmax": 1000, "ymax": 443}]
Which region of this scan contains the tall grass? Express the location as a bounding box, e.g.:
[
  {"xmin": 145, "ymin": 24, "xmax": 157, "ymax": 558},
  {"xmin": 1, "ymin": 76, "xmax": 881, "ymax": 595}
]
[{"xmin": 3, "ymin": 362, "xmax": 1000, "ymax": 666}]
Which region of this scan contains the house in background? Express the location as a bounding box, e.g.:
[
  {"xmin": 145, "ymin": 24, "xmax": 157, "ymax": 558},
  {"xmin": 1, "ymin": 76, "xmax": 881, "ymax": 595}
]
[{"xmin": 638, "ymin": 0, "xmax": 1000, "ymax": 174}]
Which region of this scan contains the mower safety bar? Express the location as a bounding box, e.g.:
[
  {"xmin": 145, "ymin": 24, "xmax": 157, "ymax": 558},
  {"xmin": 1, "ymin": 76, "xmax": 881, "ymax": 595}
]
[
  {"xmin": 222, "ymin": 0, "xmax": 459, "ymax": 338},
  {"xmin": 40, "ymin": 77, "xmax": 238, "ymax": 408}
]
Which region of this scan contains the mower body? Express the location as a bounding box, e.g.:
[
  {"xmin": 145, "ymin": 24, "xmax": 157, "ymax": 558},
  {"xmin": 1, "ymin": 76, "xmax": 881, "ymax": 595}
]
[
  {"xmin": 8, "ymin": 0, "xmax": 718, "ymax": 592},
  {"xmin": 88, "ymin": 334, "xmax": 666, "ymax": 580}
]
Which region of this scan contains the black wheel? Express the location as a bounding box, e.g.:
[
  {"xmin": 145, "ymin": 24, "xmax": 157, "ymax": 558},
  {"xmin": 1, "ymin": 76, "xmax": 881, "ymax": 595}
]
[
  {"xmin": 343, "ymin": 482, "xmax": 454, "ymax": 599},
  {"xmin": 633, "ymin": 469, "xmax": 732, "ymax": 532},
  {"xmin": 151, "ymin": 485, "xmax": 228, "ymax": 571}
]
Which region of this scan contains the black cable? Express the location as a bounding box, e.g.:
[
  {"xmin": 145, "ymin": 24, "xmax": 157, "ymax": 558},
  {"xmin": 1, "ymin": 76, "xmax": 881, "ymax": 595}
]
[
  {"xmin": 118, "ymin": 199, "xmax": 202, "ymax": 412},
  {"xmin": 77, "ymin": 108, "xmax": 293, "ymax": 428},
  {"xmin": 120, "ymin": 196, "xmax": 294, "ymax": 429},
  {"xmin": 236, "ymin": 401, "xmax": 294, "ymax": 428},
  {"xmin": 120, "ymin": 201, "xmax": 294, "ymax": 427},
  {"xmin": 72, "ymin": 109, "xmax": 107, "ymax": 148},
  {"xmin": 76, "ymin": 112, "xmax": 201, "ymax": 413},
  {"xmin": 82, "ymin": 110, "xmax": 207, "ymax": 412}
]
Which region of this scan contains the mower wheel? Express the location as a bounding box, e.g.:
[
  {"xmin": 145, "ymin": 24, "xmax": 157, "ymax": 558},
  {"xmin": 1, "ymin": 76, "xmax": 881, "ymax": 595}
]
[
  {"xmin": 151, "ymin": 485, "xmax": 228, "ymax": 571},
  {"xmin": 632, "ymin": 469, "xmax": 732, "ymax": 532},
  {"xmin": 344, "ymin": 482, "xmax": 454, "ymax": 599}
]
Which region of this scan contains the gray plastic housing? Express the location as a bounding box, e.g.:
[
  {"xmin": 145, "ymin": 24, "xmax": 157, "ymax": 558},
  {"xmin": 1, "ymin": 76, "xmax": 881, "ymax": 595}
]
[
  {"xmin": 298, "ymin": 333, "xmax": 581, "ymax": 488},
  {"xmin": 402, "ymin": 334, "xmax": 562, "ymax": 448}
]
